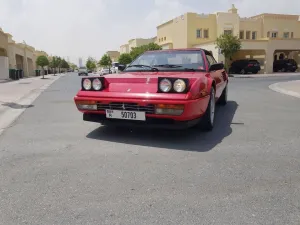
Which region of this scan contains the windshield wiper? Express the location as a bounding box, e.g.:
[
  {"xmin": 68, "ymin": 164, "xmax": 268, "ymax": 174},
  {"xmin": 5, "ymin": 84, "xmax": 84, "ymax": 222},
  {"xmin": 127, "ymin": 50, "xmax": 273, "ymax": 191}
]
[
  {"xmin": 183, "ymin": 68, "xmax": 196, "ymax": 71},
  {"xmin": 127, "ymin": 65, "xmax": 159, "ymax": 71},
  {"xmin": 152, "ymin": 64, "xmax": 182, "ymax": 68},
  {"xmin": 153, "ymin": 65, "xmax": 202, "ymax": 72}
]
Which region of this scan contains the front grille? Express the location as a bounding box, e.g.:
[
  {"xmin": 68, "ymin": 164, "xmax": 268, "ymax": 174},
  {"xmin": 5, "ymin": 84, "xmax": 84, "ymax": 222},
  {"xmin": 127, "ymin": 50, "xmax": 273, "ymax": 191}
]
[{"xmin": 97, "ymin": 102, "xmax": 155, "ymax": 114}]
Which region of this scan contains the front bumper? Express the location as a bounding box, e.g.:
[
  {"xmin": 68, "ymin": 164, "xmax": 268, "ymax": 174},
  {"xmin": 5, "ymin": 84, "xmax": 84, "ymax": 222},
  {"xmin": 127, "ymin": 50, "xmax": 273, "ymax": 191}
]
[
  {"xmin": 83, "ymin": 113, "xmax": 201, "ymax": 130},
  {"xmin": 74, "ymin": 95, "xmax": 210, "ymax": 129}
]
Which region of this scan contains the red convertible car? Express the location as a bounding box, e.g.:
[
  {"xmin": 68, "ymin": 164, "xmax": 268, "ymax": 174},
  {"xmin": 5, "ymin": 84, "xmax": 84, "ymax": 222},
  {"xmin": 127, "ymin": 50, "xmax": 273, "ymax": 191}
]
[{"xmin": 74, "ymin": 49, "xmax": 228, "ymax": 131}]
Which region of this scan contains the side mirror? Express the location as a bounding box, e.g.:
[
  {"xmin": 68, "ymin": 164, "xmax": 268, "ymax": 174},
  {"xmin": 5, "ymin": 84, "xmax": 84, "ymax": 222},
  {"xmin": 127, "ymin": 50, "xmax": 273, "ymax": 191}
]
[
  {"xmin": 209, "ymin": 63, "xmax": 224, "ymax": 72},
  {"xmin": 118, "ymin": 64, "xmax": 126, "ymax": 71}
]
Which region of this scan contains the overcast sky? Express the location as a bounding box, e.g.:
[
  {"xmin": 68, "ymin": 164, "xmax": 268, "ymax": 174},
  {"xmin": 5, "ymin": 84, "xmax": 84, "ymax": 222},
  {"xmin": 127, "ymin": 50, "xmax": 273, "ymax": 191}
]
[{"xmin": 1, "ymin": 0, "xmax": 299, "ymax": 65}]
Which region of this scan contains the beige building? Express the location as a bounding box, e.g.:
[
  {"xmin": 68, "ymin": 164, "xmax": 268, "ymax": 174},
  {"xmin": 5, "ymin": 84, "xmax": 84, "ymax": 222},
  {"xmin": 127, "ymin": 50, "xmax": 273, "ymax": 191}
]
[
  {"xmin": 0, "ymin": 28, "xmax": 9, "ymax": 79},
  {"xmin": 7, "ymin": 34, "xmax": 37, "ymax": 77},
  {"xmin": 0, "ymin": 28, "xmax": 50, "ymax": 79},
  {"xmin": 120, "ymin": 37, "xmax": 157, "ymax": 54},
  {"xmin": 106, "ymin": 51, "xmax": 120, "ymax": 62},
  {"xmin": 156, "ymin": 5, "xmax": 300, "ymax": 73}
]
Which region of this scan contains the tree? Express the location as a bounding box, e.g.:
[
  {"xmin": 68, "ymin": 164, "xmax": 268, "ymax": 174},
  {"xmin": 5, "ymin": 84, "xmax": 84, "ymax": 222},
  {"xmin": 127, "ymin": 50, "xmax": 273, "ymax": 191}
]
[
  {"xmin": 36, "ymin": 55, "xmax": 49, "ymax": 79},
  {"xmin": 130, "ymin": 42, "xmax": 162, "ymax": 60},
  {"xmin": 86, "ymin": 57, "xmax": 97, "ymax": 71},
  {"xmin": 147, "ymin": 43, "xmax": 162, "ymax": 51},
  {"xmin": 61, "ymin": 59, "xmax": 69, "ymax": 71},
  {"xmin": 57, "ymin": 57, "xmax": 63, "ymax": 73},
  {"xmin": 70, "ymin": 63, "xmax": 77, "ymax": 71},
  {"xmin": 49, "ymin": 56, "xmax": 60, "ymax": 75},
  {"xmin": 215, "ymin": 33, "xmax": 241, "ymax": 71},
  {"xmin": 118, "ymin": 53, "xmax": 132, "ymax": 65},
  {"xmin": 98, "ymin": 54, "xmax": 112, "ymax": 70}
]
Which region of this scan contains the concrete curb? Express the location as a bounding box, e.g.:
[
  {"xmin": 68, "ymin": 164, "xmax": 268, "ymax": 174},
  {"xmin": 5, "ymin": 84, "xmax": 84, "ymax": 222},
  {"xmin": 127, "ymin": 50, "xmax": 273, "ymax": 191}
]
[
  {"xmin": 269, "ymin": 82, "xmax": 300, "ymax": 99},
  {"xmin": 0, "ymin": 74, "xmax": 66, "ymax": 136}
]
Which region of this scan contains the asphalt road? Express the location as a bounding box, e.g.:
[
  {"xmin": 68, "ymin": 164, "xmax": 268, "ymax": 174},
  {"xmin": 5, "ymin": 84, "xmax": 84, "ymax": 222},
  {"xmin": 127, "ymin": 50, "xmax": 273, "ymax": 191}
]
[{"xmin": 1, "ymin": 73, "xmax": 300, "ymax": 225}]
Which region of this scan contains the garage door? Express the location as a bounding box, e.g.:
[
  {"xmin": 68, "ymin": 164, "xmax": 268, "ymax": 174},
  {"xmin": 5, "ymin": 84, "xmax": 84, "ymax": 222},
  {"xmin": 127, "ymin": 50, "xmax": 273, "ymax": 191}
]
[
  {"xmin": 0, "ymin": 56, "xmax": 9, "ymax": 80},
  {"xmin": 161, "ymin": 44, "xmax": 170, "ymax": 50}
]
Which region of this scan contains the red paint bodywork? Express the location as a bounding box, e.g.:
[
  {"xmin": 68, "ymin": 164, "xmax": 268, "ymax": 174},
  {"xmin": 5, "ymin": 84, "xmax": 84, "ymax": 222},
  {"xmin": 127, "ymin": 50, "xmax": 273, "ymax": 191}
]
[{"xmin": 74, "ymin": 49, "xmax": 228, "ymax": 127}]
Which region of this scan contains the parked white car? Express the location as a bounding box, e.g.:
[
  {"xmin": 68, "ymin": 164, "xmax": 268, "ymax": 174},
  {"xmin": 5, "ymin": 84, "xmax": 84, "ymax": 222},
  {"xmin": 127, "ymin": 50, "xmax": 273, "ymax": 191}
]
[
  {"xmin": 100, "ymin": 68, "xmax": 111, "ymax": 76},
  {"xmin": 111, "ymin": 62, "xmax": 119, "ymax": 73}
]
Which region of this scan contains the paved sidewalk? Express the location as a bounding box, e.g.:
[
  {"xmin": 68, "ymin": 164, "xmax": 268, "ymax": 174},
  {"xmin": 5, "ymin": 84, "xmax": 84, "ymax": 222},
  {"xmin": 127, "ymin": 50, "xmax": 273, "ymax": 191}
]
[
  {"xmin": 231, "ymin": 72, "xmax": 300, "ymax": 78},
  {"xmin": 269, "ymin": 80, "xmax": 300, "ymax": 99},
  {"xmin": 0, "ymin": 74, "xmax": 65, "ymax": 135}
]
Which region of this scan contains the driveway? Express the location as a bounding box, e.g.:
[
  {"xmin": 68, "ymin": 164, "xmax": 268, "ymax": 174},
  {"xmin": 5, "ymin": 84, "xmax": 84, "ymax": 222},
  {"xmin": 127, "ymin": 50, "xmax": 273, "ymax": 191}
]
[{"xmin": 0, "ymin": 73, "xmax": 300, "ymax": 225}]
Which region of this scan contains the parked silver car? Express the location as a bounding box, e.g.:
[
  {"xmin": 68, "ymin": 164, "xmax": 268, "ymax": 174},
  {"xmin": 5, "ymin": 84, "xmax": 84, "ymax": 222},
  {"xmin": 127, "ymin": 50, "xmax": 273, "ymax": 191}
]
[{"xmin": 78, "ymin": 67, "xmax": 88, "ymax": 76}]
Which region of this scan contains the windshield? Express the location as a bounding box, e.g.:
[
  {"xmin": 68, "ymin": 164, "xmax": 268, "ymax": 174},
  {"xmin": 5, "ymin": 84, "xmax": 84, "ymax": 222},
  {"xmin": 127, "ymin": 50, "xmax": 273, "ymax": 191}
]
[
  {"xmin": 112, "ymin": 63, "xmax": 119, "ymax": 67},
  {"xmin": 125, "ymin": 50, "xmax": 205, "ymax": 72},
  {"xmin": 79, "ymin": 67, "xmax": 86, "ymax": 69}
]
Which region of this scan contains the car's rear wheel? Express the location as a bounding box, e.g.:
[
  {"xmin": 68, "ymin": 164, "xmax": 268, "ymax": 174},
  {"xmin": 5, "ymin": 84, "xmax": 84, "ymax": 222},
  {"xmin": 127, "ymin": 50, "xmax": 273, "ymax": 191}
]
[
  {"xmin": 218, "ymin": 83, "xmax": 228, "ymax": 106},
  {"xmin": 200, "ymin": 87, "xmax": 215, "ymax": 131}
]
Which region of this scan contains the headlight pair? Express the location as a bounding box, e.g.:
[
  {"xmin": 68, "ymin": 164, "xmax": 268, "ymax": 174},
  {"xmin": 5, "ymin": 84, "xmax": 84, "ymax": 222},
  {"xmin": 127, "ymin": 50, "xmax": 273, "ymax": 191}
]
[
  {"xmin": 82, "ymin": 77, "xmax": 104, "ymax": 91},
  {"xmin": 158, "ymin": 77, "xmax": 189, "ymax": 93}
]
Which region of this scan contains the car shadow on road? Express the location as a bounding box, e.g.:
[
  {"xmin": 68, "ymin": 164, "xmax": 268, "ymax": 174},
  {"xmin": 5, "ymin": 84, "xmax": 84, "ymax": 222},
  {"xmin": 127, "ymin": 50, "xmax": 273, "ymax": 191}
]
[
  {"xmin": 86, "ymin": 101, "xmax": 239, "ymax": 152},
  {"xmin": 1, "ymin": 102, "xmax": 34, "ymax": 109}
]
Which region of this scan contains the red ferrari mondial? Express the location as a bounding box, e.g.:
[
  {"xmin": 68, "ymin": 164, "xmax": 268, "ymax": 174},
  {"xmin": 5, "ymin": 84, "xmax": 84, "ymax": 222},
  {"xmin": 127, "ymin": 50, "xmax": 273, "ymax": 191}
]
[{"xmin": 74, "ymin": 49, "xmax": 228, "ymax": 131}]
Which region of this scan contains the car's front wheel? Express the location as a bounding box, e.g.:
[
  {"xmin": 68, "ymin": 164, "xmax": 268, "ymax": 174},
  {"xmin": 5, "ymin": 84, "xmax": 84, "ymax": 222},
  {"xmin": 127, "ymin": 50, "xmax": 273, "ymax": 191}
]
[{"xmin": 200, "ymin": 87, "xmax": 216, "ymax": 131}]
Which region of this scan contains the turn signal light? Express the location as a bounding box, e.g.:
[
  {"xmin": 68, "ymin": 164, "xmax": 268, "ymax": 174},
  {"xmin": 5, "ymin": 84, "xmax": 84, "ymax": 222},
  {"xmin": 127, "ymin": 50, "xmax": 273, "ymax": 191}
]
[
  {"xmin": 76, "ymin": 100, "xmax": 97, "ymax": 110},
  {"xmin": 155, "ymin": 104, "xmax": 184, "ymax": 116},
  {"xmin": 155, "ymin": 104, "xmax": 184, "ymax": 109}
]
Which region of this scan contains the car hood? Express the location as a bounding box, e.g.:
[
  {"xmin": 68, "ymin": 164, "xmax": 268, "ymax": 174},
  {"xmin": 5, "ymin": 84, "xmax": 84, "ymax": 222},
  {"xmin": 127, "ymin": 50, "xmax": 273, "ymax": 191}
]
[
  {"xmin": 77, "ymin": 71, "xmax": 208, "ymax": 100},
  {"xmin": 102, "ymin": 71, "xmax": 205, "ymax": 93}
]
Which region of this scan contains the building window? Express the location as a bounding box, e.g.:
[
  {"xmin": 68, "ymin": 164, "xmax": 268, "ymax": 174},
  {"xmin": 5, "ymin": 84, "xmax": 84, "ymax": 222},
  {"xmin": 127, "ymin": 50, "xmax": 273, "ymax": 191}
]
[
  {"xmin": 271, "ymin": 32, "xmax": 278, "ymax": 38},
  {"xmin": 283, "ymin": 32, "xmax": 289, "ymax": 38},
  {"xmin": 204, "ymin": 29, "xmax": 209, "ymax": 38},
  {"xmin": 267, "ymin": 32, "xmax": 270, "ymax": 37},
  {"xmin": 164, "ymin": 37, "xmax": 166, "ymax": 41},
  {"xmin": 246, "ymin": 31, "xmax": 251, "ymax": 39},
  {"xmin": 291, "ymin": 32, "xmax": 294, "ymax": 38},
  {"xmin": 224, "ymin": 30, "xmax": 232, "ymax": 35},
  {"xmin": 239, "ymin": 31, "xmax": 244, "ymax": 39},
  {"xmin": 196, "ymin": 29, "xmax": 202, "ymax": 38},
  {"xmin": 252, "ymin": 31, "xmax": 257, "ymax": 40}
]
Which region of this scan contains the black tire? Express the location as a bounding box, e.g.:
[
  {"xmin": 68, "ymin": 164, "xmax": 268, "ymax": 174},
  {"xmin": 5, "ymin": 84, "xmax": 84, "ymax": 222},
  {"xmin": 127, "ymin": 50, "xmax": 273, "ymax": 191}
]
[
  {"xmin": 200, "ymin": 87, "xmax": 216, "ymax": 131},
  {"xmin": 252, "ymin": 71, "xmax": 258, "ymax": 74},
  {"xmin": 218, "ymin": 83, "xmax": 228, "ymax": 106}
]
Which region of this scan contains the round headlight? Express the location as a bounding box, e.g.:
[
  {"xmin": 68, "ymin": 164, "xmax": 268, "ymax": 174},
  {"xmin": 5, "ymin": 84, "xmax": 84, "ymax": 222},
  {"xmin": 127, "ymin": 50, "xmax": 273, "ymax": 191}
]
[
  {"xmin": 83, "ymin": 78, "xmax": 92, "ymax": 90},
  {"xmin": 159, "ymin": 79, "xmax": 172, "ymax": 92},
  {"xmin": 92, "ymin": 78, "xmax": 102, "ymax": 90},
  {"xmin": 173, "ymin": 79, "xmax": 186, "ymax": 92}
]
